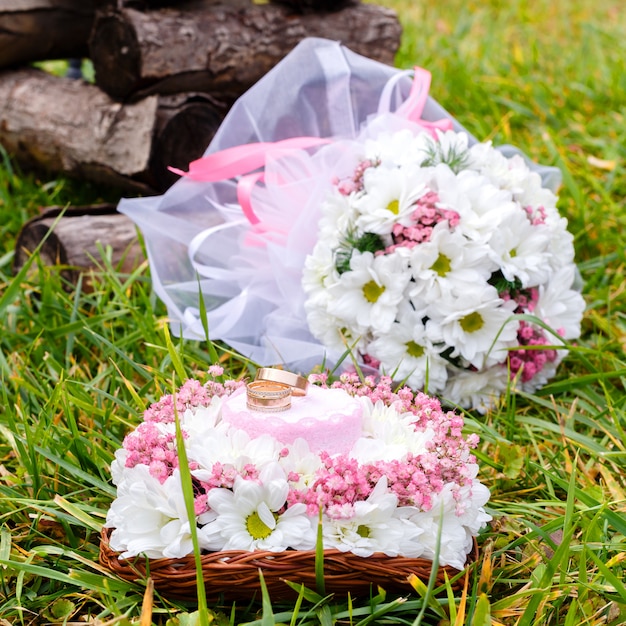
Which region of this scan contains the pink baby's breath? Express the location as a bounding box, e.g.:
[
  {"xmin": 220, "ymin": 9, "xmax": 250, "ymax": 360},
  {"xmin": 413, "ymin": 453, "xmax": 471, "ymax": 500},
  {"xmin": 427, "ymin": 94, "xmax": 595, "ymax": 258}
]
[
  {"xmin": 336, "ymin": 158, "xmax": 379, "ymax": 196},
  {"xmin": 384, "ymin": 192, "xmax": 460, "ymax": 254},
  {"xmin": 284, "ymin": 375, "xmax": 480, "ymax": 517},
  {"xmin": 524, "ymin": 204, "xmax": 547, "ymax": 225},
  {"xmin": 177, "ymin": 378, "xmax": 210, "ymax": 406},
  {"xmin": 123, "ymin": 421, "xmax": 179, "ymax": 481},
  {"xmin": 509, "ymin": 321, "xmax": 557, "ymax": 383},
  {"xmin": 124, "ymin": 373, "xmax": 244, "ymax": 482}
]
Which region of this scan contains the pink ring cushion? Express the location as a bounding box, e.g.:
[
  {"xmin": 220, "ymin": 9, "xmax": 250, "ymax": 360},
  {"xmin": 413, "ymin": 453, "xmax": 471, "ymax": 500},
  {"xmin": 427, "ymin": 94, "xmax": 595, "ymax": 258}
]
[{"xmin": 221, "ymin": 384, "xmax": 363, "ymax": 455}]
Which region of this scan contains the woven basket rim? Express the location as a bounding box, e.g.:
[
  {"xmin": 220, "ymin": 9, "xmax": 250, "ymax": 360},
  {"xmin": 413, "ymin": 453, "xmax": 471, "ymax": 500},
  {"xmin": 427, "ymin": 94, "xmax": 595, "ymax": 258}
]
[{"xmin": 100, "ymin": 526, "xmax": 475, "ymax": 602}]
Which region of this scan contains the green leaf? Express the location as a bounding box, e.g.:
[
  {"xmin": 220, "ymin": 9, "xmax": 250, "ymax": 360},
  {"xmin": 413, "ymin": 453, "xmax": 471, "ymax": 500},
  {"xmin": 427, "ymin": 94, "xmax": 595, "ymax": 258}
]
[
  {"xmin": 258, "ymin": 569, "xmax": 276, "ymax": 626},
  {"xmin": 44, "ymin": 598, "xmax": 75, "ymax": 620},
  {"xmin": 315, "ymin": 508, "xmax": 326, "ymax": 597},
  {"xmin": 173, "ymin": 389, "xmax": 210, "ymax": 626},
  {"xmin": 164, "ymin": 325, "xmax": 189, "ymax": 384},
  {"xmin": 497, "ymin": 441, "xmax": 525, "ymax": 479},
  {"xmin": 196, "ymin": 272, "xmax": 220, "ymax": 364},
  {"xmin": 470, "ymin": 594, "xmax": 492, "ymax": 626},
  {"xmin": 53, "ymin": 495, "xmax": 104, "ymax": 532}
]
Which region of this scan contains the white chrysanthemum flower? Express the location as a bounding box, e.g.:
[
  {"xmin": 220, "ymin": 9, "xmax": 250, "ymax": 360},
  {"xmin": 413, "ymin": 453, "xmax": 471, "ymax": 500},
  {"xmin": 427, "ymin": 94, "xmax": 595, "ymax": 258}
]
[
  {"xmin": 469, "ymin": 145, "xmax": 537, "ymax": 200},
  {"xmin": 305, "ymin": 299, "xmax": 366, "ymax": 356},
  {"xmin": 353, "ymin": 165, "xmax": 427, "ymax": 235},
  {"xmin": 110, "ymin": 448, "xmax": 128, "ymax": 487},
  {"xmin": 545, "ymin": 216, "xmax": 577, "ymax": 271},
  {"xmin": 317, "ymin": 192, "xmax": 358, "ymax": 248},
  {"xmin": 486, "ymin": 208, "xmax": 552, "ymax": 286},
  {"xmin": 106, "ymin": 466, "xmax": 209, "ymax": 559},
  {"xmin": 301, "ymin": 243, "xmax": 341, "ymax": 348},
  {"xmin": 534, "ymin": 266, "xmax": 586, "ymax": 339},
  {"xmin": 180, "ymin": 395, "xmax": 223, "ymax": 439},
  {"xmin": 326, "ymin": 250, "xmax": 410, "ymax": 334},
  {"xmin": 505, "ymin": 158, "xmax": 558, "ymax": 209},
  {"xmin": 466, "ymin": 141, "xmax": 508, "ymax": 180},
  {"xmin": 408, "ymin": 223, "xmax": 495, "ymax": 303},
  {"xmin": 349, "ymin": 398, "xmax": 435, "ymax": 463},
  {"xmin": 428, "ymin": 129, "xmax": 471, "ymax": 164},
  {"xmin": 366, "ymin": 308, "xmax": 449, "ymax": 392},
  {"xmin": 189, "ymin": 427, "xmax": 283, "ymax": 481},
  {"xmin": 443, "ymin": 365, "xmax": 511, "ymax": 413},
  {"xmin": 435, "ymin": 167, "xmax": 518, "ymax": 243},
  {"xmin": 202, "ymin": 462, "xmax": 315, "ymax": 552},
  {"xmin": 303, "ymin": 248, "xmax": 370, "ymax": 355},
  {"xmin": 427, "ymin": 285, "xmax": 519, "ymax": 370},
  {"xmin": 362, "ymin": 128, "xmax": 427, "ymax": 168},
  {"xmin": 278, "ymin": 438, "xmax": 323, "ymax": 490},
  {"xmin": 408, "ymin": 480, "xmax": 491, "ymax": 570},
  {"xmin": 301, "ymin": 241, "xmax": 338, "ymax": 302},
  {"xmin": 322, "ymin": 477, "xmax": 422, "ymax": 557}
]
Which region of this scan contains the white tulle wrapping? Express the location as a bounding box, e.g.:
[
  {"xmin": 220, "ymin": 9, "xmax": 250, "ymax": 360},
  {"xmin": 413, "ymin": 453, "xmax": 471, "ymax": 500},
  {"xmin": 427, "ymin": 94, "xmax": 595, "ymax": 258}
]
[{"xmin": 118, "ymin": 37, "xmax": 561, "ymax": 373}]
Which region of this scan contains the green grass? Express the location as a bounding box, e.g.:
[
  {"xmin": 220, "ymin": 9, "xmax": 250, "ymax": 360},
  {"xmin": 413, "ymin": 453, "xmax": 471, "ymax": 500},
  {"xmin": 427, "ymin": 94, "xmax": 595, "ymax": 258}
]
[{"xmin": 1, "ymin": 0, "xmax": 625, "ymax": 623}]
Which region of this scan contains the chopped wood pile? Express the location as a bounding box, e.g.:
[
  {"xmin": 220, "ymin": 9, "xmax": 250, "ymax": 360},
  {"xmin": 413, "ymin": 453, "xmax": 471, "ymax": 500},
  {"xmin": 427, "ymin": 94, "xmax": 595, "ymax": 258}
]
[
  {"xmin": 0, "ymin": 0, "xmax": 401, "ymax": 193},
  {"xmin": 6, "ymin": 0, "xmax": 401, "ymax": 279}
]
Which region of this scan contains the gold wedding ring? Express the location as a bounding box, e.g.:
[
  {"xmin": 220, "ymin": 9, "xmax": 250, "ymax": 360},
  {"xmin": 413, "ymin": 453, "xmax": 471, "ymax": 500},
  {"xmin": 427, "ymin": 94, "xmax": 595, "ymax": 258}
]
[
  {"xmin": 246, "ymin": 380, "xmax": 292, "ymax": 412},
  {"xmin": 255, "ymin": 367, "xmax": 309, "ymax": 396}
]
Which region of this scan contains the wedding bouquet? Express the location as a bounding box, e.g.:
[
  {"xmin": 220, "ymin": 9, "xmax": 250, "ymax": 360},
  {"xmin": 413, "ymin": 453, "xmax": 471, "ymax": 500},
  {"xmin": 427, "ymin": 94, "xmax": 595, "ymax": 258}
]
[
  {"xmin": 105, "ymin": 369, "xmax": 491, "ymax": 571},
  {"xmin": 118, "ymin": 38, "xmax": 583, "ymax": 413},
  {"xmin": 303, "ymin": 127, "xmax": 586, "ymax": 411}
]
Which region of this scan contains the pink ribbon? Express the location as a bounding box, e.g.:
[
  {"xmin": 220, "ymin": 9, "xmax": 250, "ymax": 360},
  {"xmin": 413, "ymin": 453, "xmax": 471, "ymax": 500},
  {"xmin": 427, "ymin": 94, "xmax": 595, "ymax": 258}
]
[
  {"xmin": 169, "ymin": 136, "xmax": 332, "ymax": 225},
  {"xmin": 169, "ymin": 136, "xmax": 332, "ymax": 182},
  {"xmin": 396, "ymin": 67, "xmax": 454, "ymax": 134},
  {"xmin": 237, "ymin": 171, "xmax": 265, "ymax": 225},
  {"xmin": 170, "ymin": 67, "xmax": 453, "ymax": 226}
]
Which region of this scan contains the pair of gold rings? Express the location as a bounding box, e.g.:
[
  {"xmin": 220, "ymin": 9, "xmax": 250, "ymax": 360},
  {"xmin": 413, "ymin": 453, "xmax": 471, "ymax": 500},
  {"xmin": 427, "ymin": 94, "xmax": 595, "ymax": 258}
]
[{"xmin": 245, "ymin": 367, "xmax": 309, "ymax": 413}]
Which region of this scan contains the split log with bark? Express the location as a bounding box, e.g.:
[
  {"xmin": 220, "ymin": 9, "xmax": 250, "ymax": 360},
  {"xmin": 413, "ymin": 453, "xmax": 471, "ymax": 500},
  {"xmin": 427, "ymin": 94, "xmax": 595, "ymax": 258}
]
[
  {"xmin": 0, "ymin": 0, "xmax": 97, "ymax": 69},
  {"xmin": 13, "ymin": 204, "xmax": 144, "ymax": 288},
  {"xmin": 89, "ymin": 1, "xmax": 402, "ymax": 101},
  {"xmin": 0, "ymin": 67, "xmax": 226, "ymax": 192}
]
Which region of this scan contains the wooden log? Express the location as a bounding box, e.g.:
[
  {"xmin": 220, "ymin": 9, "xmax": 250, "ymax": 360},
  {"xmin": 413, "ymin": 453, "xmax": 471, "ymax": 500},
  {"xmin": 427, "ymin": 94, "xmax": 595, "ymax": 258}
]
[
  {"xmin": 0, "ymin": 0, "xmax": 253, "ymax": 71},
  {"xmin": 0, "ymin": 0, "xmax": 97, "ymax": 69},
  {"xmin": 0, "ymin": 68, "xmax": 226, "ymax": 193},
  {"xmin": 268, "ymin": 0, "xmax": 358, "ymax": 13},
  {"xmin": 120, "ymin": 0, "xmax": 251, "ymax": 8},
  {"xmin": 105, "ymin": 0, "xmax": 251, "ymax": 11},
  {"xmin": 13, "ymin": 205, "xmax": 144, "ymax": 288},
  {"xmin": 151, "ymin": 92, "xmax": 227, "ymax": 190},
  {"xmin": 89, "ymin": 2, "xmax": 402, "ymax": 101}
]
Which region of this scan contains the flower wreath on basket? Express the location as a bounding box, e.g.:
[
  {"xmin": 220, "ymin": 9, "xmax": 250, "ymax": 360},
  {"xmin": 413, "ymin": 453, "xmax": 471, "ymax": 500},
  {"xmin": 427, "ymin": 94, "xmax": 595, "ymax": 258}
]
[
  {"xmin": 101, "ymin": 368, "xmax": 491, "ymax": 600},
  {"xmin": 118, "ymin": 37, "xmax": 584, "ymax": 413}
]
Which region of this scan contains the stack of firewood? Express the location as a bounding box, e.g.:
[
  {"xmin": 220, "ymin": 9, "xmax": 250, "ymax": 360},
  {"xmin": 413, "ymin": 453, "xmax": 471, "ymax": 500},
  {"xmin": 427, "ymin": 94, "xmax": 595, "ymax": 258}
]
[
  {"xmin": 0, "ymin": 0, "xmax": 401, "ymax": 194},
  {"xmin": 6, "ymin": 0, "xmax": 401, "ymax": 282}
]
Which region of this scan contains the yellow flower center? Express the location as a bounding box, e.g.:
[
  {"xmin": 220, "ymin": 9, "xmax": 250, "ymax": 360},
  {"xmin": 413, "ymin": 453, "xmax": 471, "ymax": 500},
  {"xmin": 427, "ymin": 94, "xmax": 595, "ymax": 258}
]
[
  {"xmin": 363, "ymin": 280, "xmax": 385, "ymax": 303},
  {"xmin": 431, "ymin": 253, "xmax": 452, "ymax": 277},
  {"xmin": 460, "ymin": 311, "xmax": 485, "ymax": 333},
  {"xmin": 356, "ymin": 525, "xmax": 371, "ymax": 538},
  {"xmin": 406, "ymin": 340, "xmax": 425, "ymax": 358},
  {"xmin": 246, "ymin": 511, "xmax": 275, "ymax": 540},
  {"xmin": 386, "ymin": 199, "xmax": 400, "ymax": 215}
]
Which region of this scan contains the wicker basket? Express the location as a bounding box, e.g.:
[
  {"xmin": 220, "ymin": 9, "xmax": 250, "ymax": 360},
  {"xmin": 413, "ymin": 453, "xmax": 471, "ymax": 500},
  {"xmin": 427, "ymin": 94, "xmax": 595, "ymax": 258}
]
[{"xmin": 99, "ymin": 527, "xmax": 474, "ymax": 602}]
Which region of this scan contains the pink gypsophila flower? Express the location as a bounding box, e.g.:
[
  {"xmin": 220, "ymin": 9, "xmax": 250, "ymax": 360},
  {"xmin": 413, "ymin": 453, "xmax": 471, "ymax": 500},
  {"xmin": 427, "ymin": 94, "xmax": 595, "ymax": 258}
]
[
  {"xmin": 122, "ymin": 421, "xmax": 180, "ymax": 482},
  {"xmin": 384, "ymin": 191, "xmax": 460, "ymax": 254},
  {"xmin": 509, "ymin": 321, "xmax": 557, "ymax": 383}
]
